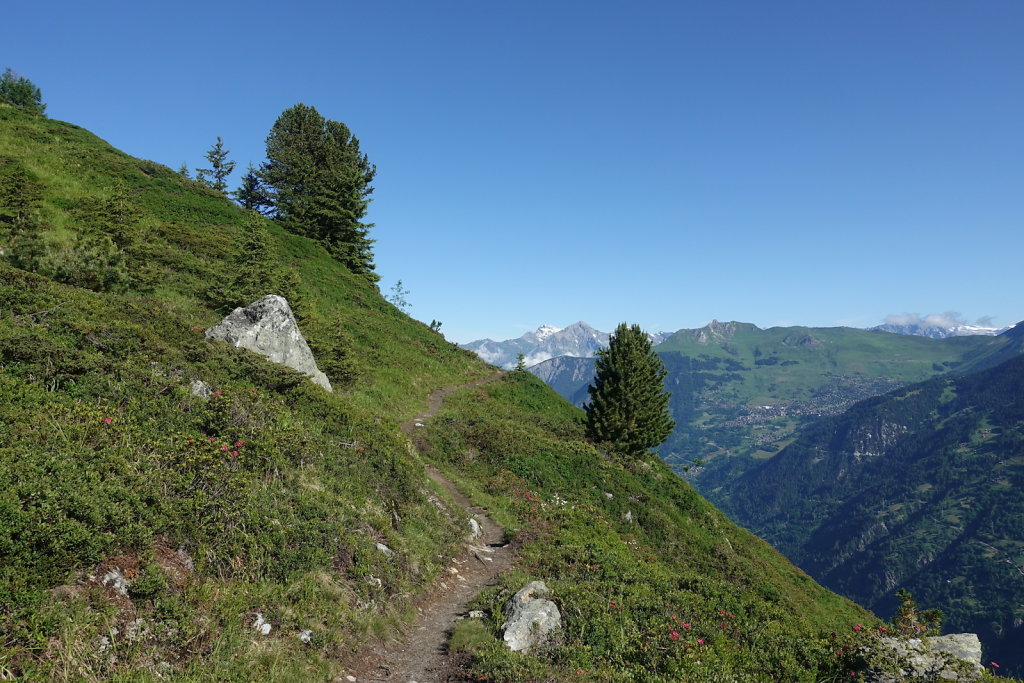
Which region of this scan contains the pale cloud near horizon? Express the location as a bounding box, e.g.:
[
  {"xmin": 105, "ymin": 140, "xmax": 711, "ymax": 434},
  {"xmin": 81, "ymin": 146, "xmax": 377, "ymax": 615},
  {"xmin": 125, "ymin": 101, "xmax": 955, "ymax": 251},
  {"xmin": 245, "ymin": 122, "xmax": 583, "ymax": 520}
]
[{"xmin": 881, "ymin": 312, "xmax": 998, "ymax": 328}]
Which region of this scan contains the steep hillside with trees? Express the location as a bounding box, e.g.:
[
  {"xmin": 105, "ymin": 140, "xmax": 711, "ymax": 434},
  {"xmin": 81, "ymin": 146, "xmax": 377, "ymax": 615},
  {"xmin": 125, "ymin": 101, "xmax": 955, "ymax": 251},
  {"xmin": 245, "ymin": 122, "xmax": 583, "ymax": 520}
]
[{"xmin": 718, "ymin": 352, "xmax": 1024, "ymax": 674}]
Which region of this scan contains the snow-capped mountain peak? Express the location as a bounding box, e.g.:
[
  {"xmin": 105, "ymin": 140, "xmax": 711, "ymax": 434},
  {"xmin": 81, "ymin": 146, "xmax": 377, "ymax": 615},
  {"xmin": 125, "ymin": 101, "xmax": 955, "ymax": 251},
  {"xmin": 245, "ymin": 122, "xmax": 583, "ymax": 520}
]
[
  {"xmin": 460, "ymin": 322, "xmax": 675, "ymax": 370},
  {"xmin": 534, "ymin": 324, "xmax": 562, "ymax": 341}
]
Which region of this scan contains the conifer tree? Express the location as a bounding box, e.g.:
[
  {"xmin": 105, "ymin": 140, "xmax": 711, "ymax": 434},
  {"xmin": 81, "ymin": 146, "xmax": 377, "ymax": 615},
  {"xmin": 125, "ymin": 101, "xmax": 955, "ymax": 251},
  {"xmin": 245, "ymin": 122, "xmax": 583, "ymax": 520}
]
[
  {"xmin": 0, "ymin": 156, "xmax": 44, "ymax": 236},
  {"xmin": 196, "ymin": 136, "xmax": 236, "ymax": 194},
  {"xmin": 585, "ymin": 323, "xmax": 674, "ymax": 457},
  {"xmin": 0, "ymin": 68, "xmax": 46, "ymax": 115},
  {"xmin": 259, "ymin": 103, "xmax": 378, "ymax": 281},
  {"xmin": 74, "ymin": 180, "xmax": 142, "ymax": 250},
  {"xmin": 232, "ymin": 163, "xmax": 271, "ymax": 214}
]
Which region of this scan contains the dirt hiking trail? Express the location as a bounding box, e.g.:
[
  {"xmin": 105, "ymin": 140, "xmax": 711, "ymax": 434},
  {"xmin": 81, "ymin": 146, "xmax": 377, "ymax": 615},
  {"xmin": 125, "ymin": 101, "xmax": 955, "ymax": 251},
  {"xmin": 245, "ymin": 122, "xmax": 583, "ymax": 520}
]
[{"xmin": 348, "ymin": 371, "xmax": 511, "ymax": 682}]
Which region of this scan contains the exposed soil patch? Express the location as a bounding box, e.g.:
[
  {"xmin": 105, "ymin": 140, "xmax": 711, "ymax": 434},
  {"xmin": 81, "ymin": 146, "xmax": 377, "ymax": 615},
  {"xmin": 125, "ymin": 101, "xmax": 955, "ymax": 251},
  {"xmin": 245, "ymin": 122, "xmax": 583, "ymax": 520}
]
[{"xmin": 348, "ymin": 372, "xmax": 511, "ymax": 682}]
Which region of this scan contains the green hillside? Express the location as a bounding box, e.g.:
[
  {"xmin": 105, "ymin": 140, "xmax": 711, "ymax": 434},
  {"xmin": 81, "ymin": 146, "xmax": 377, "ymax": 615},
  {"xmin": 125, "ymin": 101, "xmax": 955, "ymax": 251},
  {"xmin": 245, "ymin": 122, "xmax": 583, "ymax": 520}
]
[
  {"xmin": 0, "ymin": 102, "xmax": 919, "ymax": 681},
  {"xmin": 653, "ymin": 320, "xmax": 994, "ymax": 485},
  {"xmin": 718, "ymin": 352, "xmax": 1024, "ymax": 675}
]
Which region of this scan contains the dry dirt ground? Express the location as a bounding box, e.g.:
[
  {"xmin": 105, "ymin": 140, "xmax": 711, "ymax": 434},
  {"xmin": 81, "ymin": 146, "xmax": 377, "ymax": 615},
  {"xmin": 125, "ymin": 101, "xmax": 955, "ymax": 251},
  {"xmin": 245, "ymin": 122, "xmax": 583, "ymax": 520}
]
[{"xmin": 345, "ymin": 372, "xmax": 513, "ymax": 682}]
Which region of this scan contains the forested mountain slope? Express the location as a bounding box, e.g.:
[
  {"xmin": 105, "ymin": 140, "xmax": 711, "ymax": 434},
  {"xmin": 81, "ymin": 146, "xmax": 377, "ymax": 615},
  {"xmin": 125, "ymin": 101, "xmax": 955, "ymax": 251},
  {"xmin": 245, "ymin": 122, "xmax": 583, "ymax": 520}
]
[
  {"xmin": 719, "ymin": 350, "xmax": 1024, "ymax": 674},
  {"xmin": 0, "ymin": 102, "xmax": 933, "ymax": 681}
]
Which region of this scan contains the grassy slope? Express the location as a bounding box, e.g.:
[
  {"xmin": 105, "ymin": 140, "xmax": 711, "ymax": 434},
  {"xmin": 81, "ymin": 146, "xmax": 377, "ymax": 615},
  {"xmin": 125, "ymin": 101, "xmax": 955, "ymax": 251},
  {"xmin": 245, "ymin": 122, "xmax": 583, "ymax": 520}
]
[
  {"xmin": 0, "ymin": 104, "xmax": 485, "ymax": 680},
  {"xmin": 426, "ymin": 373, "xmax": 874, "ymax": 681},
  {"xmin": 0, "ymin": 104, "xmax": 881, "ymax": 680}
]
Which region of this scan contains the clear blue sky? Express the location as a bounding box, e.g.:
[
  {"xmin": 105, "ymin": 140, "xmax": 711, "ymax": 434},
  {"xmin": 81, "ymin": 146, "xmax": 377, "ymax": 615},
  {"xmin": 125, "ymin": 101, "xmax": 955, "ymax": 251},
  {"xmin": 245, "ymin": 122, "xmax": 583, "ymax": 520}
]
[{"xmin": 7, "ymin": 1, "xmax": 1022, "ymax": 342}]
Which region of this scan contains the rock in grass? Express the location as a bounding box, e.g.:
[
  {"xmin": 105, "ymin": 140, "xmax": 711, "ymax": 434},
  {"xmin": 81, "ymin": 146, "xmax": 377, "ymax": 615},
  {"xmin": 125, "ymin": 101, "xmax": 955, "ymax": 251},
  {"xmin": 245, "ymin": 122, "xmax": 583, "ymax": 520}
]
[
  {"xmin": 867, "ymin": 633, "xmax": 984, "ymax": 681},
  {"xmin": 927, "ymin": 633, "xmax": 983, "ymax": 668},
  {"xmin": 205, "ymin": 295, "xmax": 332, "ymax": 392},
  {"xmin": 500, "ymin": 580, "xmax": 561, "ymax": 652}
]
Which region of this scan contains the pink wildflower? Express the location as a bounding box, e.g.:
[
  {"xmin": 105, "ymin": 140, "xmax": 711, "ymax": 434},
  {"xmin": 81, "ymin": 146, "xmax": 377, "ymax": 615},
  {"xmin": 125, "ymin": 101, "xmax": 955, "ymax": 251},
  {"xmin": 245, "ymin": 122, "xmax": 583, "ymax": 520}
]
[
  {"xmin": 221, "ymin": 445, "xmax": 229, "ymax": 451},
  {"xmin": 991, "ymin": 662, "xmax": 1000, "ymax": 668},
  {"xmin": 208, "ymin": 437, "xmax": 215, "ymax": 442},
  {"xmin": 669, "ymin": 631, "xmax": 679, "ymax": 641},
  {"xmin": 102, "ymin": 417, "xmax": 112, "ymax": 424},
  {"xmin": 681, "ymin": 622, "xmax": 691, "ymax": 629},
  {"xmin": 697, "ymin": 639, "xmax": 704, "ymax": 645},
  {"xmin": 853, "ymin": 624, "xmax": 863, "ymax": 632},
  {"xmin": 235, "ymin": 441, "xmax": 244, "ymax": 447},
  {"xmin": 231, "ymin": 451, "xmax": 238, "ymax": 457}
]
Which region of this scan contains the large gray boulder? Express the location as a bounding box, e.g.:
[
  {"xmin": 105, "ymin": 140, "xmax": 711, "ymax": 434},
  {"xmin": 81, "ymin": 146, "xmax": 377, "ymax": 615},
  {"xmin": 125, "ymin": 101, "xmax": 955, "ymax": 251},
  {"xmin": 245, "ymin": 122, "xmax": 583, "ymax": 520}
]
[
  {"xmin": 500, "ymin": 580, "xmax": 561, "ymax": 652},
  {"xmin": 205, "ymin": 295, "xmax": 332, "ymax": 392},
  {"xmin": 867, "ymin": 633, "xmax": 984, "ymax": 682}
]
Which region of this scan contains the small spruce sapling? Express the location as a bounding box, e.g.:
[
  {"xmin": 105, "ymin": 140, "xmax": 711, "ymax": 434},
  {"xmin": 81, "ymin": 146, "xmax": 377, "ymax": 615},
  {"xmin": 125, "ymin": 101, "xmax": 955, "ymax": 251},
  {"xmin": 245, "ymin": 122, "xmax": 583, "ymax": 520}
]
[
  {"xmin": 891, "ymin": 588, "xmax": 942, "ymax": 637},
  {"xmin": 196, "ymin": 136, "xmax": 236, "ymax": 195},
  {"xmin": 387, "ymin": 280, "xmax": 411, "ymax": 313}
]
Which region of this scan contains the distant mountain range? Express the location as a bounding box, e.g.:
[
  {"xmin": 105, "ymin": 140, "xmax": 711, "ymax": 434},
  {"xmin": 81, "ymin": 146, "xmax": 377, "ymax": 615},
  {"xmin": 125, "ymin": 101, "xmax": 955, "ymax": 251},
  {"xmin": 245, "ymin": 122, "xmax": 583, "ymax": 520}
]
[
  {"xmin": 464, "ymin": 317, "xmax": 1009, "ymax": 372},
  {"xmin": 460, "ymin": 323, "xmax": 671, "ymax": 370},
  {"xmin": 516, "ymin": 320, "xmax": 1022, "ymax": 483}
]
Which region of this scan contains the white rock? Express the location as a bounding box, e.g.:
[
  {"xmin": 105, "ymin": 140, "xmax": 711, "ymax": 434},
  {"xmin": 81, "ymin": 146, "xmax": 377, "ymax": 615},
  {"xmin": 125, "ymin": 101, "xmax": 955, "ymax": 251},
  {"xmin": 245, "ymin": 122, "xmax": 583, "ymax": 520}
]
[
  {"xmin": 468, "ymin": 517, "xmax": 482, "ymax": 539},
  {"xmin": 375, "ymin": 542, "xmax": 395, "ymax": 558},
  {"xmin": 501, "ymin": 580, "xmax": 561, "ymax": 652},
  {"xmin": 101, "ymin": 568, "xmax": 130, "ymax": 596},
  {"xmin": 189, "ymin": 379, "xmax": 213, "ymax": 398},
  {"xmin": 298, "ymin": 629, "xmax": 313, "ymax": 644},
  {"xmin": 253, "ymin": 613, "xmax": 272, "ymax": 636}
]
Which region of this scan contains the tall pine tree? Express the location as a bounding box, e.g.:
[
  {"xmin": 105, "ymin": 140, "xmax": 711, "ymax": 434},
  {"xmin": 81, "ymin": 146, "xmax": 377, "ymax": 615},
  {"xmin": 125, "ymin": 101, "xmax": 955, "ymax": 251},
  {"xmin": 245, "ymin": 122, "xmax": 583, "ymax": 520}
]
[
  {"xmin": 259, "ymin": 103, "xmax": 377, "ymax": 281},
  {"xmin": 585, "ymin": 323, "xmax": 674, "ymax": 457}
]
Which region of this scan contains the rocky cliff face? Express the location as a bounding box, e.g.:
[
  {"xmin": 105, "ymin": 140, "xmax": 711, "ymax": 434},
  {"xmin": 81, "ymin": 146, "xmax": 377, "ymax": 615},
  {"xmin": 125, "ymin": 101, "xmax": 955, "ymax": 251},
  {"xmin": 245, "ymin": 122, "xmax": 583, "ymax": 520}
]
[
  {"xmin": 205, "ymin": 295, "xmax": 332, "ymax": 391},
  {"xmin": 527, "ymin": 355, "xmax": 597, "ymax": 406}
]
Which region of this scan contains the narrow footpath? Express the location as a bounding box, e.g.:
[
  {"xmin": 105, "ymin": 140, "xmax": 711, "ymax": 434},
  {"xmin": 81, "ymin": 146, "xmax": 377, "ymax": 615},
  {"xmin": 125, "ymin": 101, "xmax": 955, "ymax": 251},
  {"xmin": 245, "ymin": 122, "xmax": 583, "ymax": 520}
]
[{"xmin": 347, "ymin": 371, "xmax": 511, "ymax": 683}]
